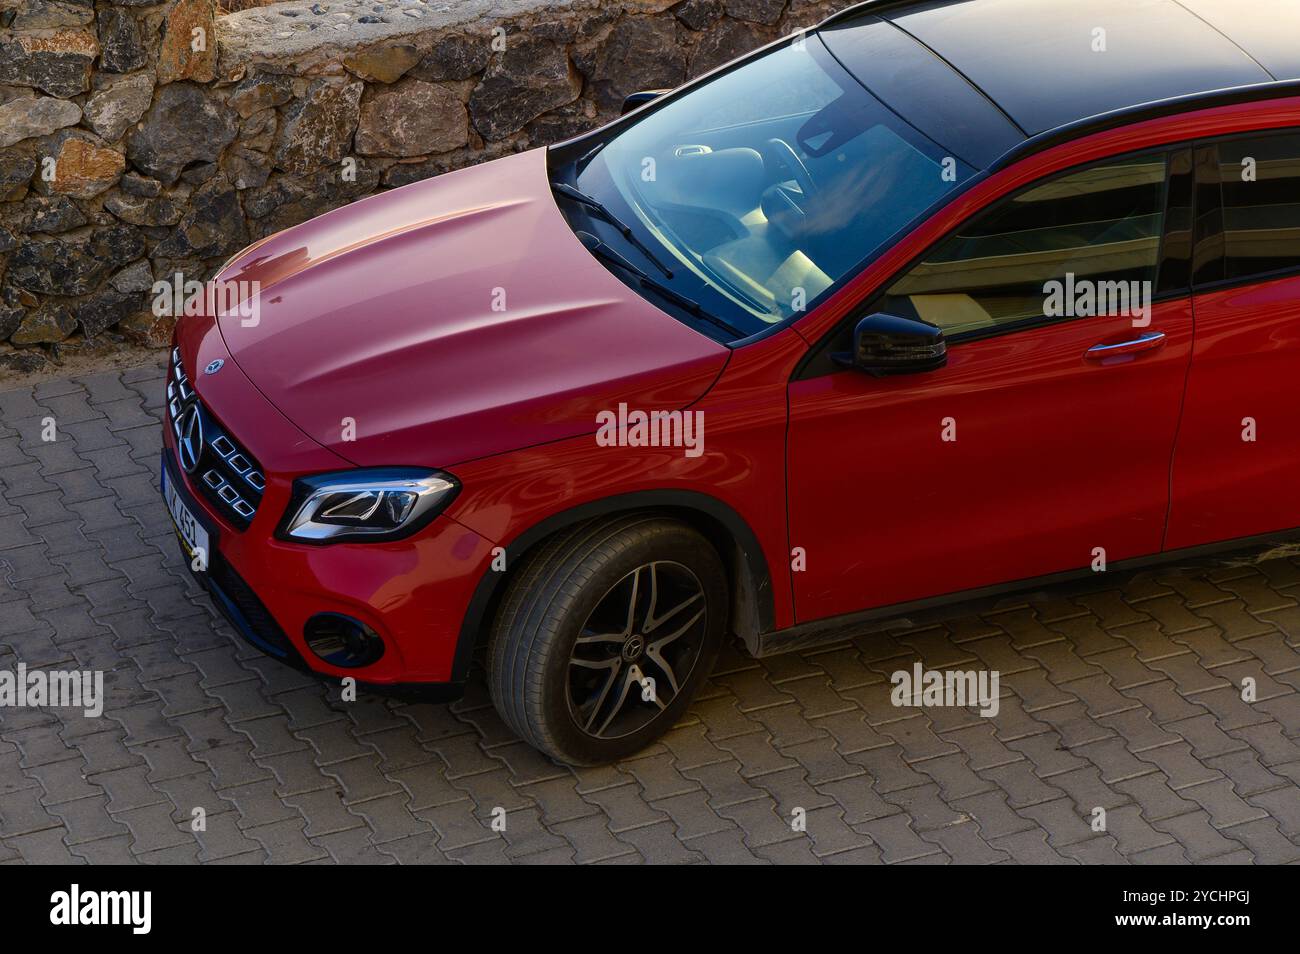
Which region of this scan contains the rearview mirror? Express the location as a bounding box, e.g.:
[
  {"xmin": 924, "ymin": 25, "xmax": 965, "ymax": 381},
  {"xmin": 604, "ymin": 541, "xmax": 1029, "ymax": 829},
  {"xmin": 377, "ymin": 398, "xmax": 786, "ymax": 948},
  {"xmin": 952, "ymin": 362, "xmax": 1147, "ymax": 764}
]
[
  {"xmin": 835, "ymin": 312, "xmax": 946, "ymax": 376},
  {"xmin": 621, "ymin": 89, "xmax": 669, "ymax": 115}
]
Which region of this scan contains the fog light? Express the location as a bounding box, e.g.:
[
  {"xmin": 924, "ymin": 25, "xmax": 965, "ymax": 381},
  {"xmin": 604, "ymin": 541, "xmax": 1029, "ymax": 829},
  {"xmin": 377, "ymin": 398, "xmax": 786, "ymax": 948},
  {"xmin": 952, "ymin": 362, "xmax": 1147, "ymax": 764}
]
[{"xmin": 303, "ymin": 614, "xmax": 385, "ymax": 668}]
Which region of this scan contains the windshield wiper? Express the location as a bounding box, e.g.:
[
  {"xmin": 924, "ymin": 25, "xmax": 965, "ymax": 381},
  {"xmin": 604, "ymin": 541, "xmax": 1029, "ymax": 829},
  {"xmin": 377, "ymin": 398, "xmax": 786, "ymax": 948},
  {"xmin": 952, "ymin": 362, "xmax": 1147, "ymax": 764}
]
[
  {"xmin": 550, "ymin": 181, "xmax": 675, "ymax": 279},
  {"xmin": 576, "ymin": 231, "xmax": 743, "ymax": 339}
]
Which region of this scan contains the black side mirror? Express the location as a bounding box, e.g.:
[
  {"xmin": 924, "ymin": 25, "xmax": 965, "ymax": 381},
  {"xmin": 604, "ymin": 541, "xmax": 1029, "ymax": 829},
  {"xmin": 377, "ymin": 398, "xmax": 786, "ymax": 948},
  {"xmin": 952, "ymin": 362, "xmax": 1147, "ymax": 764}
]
[
  {"xmin": 621, "ymin": 89, "xmax": 669, "ymax": 115},
  {"xmin": 834, "ymin": 312, "xmax": 947, "ymax": 376}
]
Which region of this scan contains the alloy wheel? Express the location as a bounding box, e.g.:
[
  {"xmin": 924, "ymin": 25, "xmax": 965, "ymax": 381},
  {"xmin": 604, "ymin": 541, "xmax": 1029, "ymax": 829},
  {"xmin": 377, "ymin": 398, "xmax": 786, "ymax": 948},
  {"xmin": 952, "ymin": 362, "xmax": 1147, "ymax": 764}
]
[{"xmin": 566, "ymin": 560, "xmax": 707, "ymax": 740}]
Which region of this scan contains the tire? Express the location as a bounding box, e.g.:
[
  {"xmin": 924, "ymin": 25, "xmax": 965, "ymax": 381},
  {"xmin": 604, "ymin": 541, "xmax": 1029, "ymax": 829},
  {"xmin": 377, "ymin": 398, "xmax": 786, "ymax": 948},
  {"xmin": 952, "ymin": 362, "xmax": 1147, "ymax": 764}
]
[{"xmin": 488, "ymin": 515, "xmax": 728, "ymax": 765}]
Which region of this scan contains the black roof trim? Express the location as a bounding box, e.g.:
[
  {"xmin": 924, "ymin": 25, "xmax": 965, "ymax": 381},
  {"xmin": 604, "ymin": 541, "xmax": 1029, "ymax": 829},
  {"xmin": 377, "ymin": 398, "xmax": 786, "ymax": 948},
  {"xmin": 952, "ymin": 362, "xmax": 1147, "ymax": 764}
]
[{"xmin": 987, "ymin": 79, "xmax": 1300, "ymax": 173}]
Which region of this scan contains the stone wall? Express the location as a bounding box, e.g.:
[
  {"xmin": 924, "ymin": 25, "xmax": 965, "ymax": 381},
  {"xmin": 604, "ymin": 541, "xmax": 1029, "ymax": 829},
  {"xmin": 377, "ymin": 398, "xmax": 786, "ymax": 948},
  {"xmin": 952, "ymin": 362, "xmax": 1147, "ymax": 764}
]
[{"xmin": 0, "ymin": 0, "xmax": 856, "ymax": 374}]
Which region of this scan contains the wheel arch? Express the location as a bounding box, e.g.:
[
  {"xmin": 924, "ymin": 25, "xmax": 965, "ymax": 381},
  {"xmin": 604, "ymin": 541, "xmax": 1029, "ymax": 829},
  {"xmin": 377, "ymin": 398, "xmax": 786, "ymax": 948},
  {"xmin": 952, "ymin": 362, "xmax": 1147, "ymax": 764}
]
[{"xmin": 452, "ymin": 491, "xmax": 775, "ymax": 682}]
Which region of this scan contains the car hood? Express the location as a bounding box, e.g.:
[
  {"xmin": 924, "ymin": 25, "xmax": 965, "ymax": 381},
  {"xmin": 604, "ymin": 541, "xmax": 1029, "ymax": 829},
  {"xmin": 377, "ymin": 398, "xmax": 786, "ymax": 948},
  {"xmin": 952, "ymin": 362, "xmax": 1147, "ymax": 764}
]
[{"xmin": 214, "ymin": 148, "xmax": 729, "ymax": 469}]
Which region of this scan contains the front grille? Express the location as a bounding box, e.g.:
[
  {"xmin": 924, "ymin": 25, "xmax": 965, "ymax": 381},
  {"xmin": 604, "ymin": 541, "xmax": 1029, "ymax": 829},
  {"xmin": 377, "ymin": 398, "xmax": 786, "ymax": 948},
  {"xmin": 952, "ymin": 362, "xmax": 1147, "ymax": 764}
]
[{"xmin": 166, "ymin": 346, "xmax": 266, "ymax": 530}]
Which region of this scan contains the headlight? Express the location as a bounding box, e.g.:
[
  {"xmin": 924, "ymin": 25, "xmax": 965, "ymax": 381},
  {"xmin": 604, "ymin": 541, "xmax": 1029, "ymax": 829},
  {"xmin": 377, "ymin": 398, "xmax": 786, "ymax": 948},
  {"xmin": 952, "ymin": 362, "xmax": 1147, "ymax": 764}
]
[{"xmin": 278, "ymin": 468, "xmax": 459, "ymax": 543}]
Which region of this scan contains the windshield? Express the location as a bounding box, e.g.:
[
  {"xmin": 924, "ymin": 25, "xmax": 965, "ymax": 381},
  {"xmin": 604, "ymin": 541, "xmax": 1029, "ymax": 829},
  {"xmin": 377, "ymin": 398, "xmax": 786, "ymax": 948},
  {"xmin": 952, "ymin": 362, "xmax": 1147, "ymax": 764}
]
[{"xmin": 553, "ymin": 36, "xmax": 972, "ymax": 340}]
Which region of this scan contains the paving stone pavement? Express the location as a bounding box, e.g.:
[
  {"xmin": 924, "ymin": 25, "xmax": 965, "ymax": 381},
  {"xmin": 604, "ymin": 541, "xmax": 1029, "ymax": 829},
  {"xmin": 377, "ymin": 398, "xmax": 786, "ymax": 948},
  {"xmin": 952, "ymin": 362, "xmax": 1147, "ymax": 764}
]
[{"xmin": 2, "ymin": 362, "xmax": 1300, "ymax": 864}]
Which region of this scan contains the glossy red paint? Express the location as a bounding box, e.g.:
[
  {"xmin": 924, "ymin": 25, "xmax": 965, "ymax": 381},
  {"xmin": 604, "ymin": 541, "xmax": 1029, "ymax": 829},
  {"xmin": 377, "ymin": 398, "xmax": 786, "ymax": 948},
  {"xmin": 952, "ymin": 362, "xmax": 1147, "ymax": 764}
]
[
  {"xmin": 168, "ymin": 312, "xmax": 498, "ymax": 683},
  {"xmin": 1167, "ymin": 273, "xmax": 1300, "ymax": 550},
  {"xmin": 214, "ymin": 149, "xmax": 729, "ymax": 469},
  {"xmin": 788, "ymin": 300, "xmax": 1194, "ymax": 621},
  {"xmin": 447, "ymin": 326, "xmax": 805, "ymax": 632},
  {"xmin": 165, "ymin": 93, "xmax": 1300, "ymax": 691}
]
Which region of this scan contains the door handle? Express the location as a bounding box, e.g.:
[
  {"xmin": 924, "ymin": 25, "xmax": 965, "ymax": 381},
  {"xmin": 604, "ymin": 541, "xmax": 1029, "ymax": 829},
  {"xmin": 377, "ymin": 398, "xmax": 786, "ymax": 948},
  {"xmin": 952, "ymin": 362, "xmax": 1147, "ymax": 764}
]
[{"xmin": 1085, "ymin": 331, "xmax": 1166, "ymax": 360}]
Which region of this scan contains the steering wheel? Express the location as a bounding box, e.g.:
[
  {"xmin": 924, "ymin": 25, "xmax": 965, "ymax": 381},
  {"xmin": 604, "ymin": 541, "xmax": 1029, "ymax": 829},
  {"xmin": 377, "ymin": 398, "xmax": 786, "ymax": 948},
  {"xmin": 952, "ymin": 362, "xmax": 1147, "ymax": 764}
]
[{"xmin": 763, "ymin": 138, "xmax": 818, "ymax": 200}]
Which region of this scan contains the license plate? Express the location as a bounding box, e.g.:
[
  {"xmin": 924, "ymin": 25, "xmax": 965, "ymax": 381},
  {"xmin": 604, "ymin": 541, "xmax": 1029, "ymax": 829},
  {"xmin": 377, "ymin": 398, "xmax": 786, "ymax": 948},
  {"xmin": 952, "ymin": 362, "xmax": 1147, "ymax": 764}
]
[{"xmin": 162, "ymin": 465, "xmax": 210, "ymax": 566}]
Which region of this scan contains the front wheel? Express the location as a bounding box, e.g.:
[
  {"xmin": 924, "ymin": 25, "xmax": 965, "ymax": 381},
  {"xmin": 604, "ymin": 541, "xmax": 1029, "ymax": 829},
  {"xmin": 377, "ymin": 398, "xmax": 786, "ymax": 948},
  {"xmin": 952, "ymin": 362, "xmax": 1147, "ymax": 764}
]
[{"xmin": 488, "ymin": 516, "xmax": 729, "ymax": 765}]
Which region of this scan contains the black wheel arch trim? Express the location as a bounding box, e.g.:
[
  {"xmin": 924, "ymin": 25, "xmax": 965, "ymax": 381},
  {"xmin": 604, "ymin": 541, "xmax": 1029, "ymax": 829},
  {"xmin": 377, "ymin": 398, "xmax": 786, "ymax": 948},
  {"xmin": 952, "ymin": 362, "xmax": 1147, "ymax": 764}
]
[{"xmin": 451, "ymin": 490, "xmax": 776, "ymax": 683}]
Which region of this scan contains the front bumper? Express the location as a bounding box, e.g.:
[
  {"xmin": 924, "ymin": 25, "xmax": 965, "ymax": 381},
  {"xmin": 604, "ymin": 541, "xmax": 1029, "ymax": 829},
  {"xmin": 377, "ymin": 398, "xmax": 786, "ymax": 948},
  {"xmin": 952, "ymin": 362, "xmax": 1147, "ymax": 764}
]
[{"xmin": 161, "ymin": 341, "xmax": 497, "ymax": 695}]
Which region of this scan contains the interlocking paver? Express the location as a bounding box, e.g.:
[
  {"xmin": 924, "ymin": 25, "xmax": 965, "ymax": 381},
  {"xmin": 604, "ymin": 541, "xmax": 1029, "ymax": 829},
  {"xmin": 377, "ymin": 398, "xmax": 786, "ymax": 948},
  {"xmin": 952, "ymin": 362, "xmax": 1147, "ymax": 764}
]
[
  {"xmin": 415, "ymin": 801, "xmax": 496, "ymax": 853},
  {"xmin": 684, "ymin": 826, "xmax": 769, "ymax": 863},
  {"xmin": 112, "ymin": 802, "xmax": 194, "ymax": 855},
  {"xmin": 313, "ymin": 825, "xmax": 398, "ymax": 864},
  {"xmin": 3, "ymin": 366, "xmax": 1300, "ymax": 864},
  {"xmin": 190, "ymin": 810, "xmax": 267, "ymax": 861},
  {"xmin": 650, "ymin": 789, "xmax": 734, "ymax": 841},
  {"xmin": 912, "ymin": 751, "xmax": 996, "ymax": 800},
  {"xmin": 1059, "ymin": 836, "xmax": 1127, "ymax": 864},
  {"xmin": 318, "ymin": 755, "xmax": 405, "ymax": 805},
  {"xmin": 1213, "ymin": 817, "xmax": 1300, "ymax": 864},
  {"xmin": 219, "ymin": 778, "xmax": 305, "ymax": 829},
  {"xmin": 1203, "ymin": 748, "xmax": 1291, "ymax": 797},
  {"xmin": 1194, "ymin": 600, "xmax": 1279, "ymax": 642},
  {"xmin": 70, "ymin": 833, "xmax": 138, "ymax": 864},
  {"xmin": 371, "ymin": 832, "xmax": 453, "ymax": 864},
  {"xmin": 748, "ymin": 699, "xmax": 832, "ymax": 748},
  {"xmin": 752, "ymin": 838, "xmax": 823, "ymax": 863},
  {"xmin": 5, "ymin": 828, "xmax": 82, "ymax": 863},
  {"xmin": 987, "ymin": 828, "xmax": 1072, "ymax": 864},
  {"xmin": 978, "ymin": 759, "xmax": 1066, "ymax": 809},
  {"xmin": 1095, "ymin": 803, "xmax": 1176, "ymax": 856},
  {"xmin": 853, "ymin": 813, "xmax": 945, "ymax": 863},
  {"xmin": 843, "ymin": 744, "xmax": 932, "ymax": 794},
  {"xmin": 1005, "ymin": 730, "xmax": 1088, "ymax": 779},
  {"xmin": 47, "ymin": 794, "xmax": 133, "ymax": 845},
  {"xmin": 350, "ymin": 792, "xmax": 436, "ymax": 844},
  {"xmin": 548, "ymin": 814, "xmax": 638, "ymax": 864},
  {"xmin": 714, "ymin": 798, "xmax": 803, "ymax": 849},
  {"xmin": 1245, "ymin": 785, "xmax": 1300, "ymax": 836},
  {"xmin": 240, "ymin": 817, "xmax": 327, "ymax": 864}
]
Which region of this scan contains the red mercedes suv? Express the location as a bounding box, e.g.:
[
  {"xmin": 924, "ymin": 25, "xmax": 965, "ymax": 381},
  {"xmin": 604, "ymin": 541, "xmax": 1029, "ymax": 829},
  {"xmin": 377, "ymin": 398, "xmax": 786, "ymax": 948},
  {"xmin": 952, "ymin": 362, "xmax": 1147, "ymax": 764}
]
[{"xmin": 162, "ymin": 0, "xmax": 1300, "ymax": 763}]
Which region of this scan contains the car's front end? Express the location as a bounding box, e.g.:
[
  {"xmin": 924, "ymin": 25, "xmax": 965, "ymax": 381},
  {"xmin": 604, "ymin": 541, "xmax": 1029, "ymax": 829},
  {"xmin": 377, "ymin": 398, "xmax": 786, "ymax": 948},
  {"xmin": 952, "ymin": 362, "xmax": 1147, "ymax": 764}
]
[
  {"xmin": 158, "ymin": 147, "xmax": 732, "ymax": 701},
  {"xmin": 161, "ymin": 316, "xmax": 498, "ymax": 697}
]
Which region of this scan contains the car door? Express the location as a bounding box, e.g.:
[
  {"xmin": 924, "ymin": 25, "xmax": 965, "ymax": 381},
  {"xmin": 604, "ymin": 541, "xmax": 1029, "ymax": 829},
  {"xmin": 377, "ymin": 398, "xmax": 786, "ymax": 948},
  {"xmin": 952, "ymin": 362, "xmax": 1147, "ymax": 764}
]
[
  {"xmin": 786, "ymin": 148, "xmax": 1195, "ymax": 623},
  {"xmin": 1166, "ymin": 131, "xmax": 1300, "ymax": 550}
]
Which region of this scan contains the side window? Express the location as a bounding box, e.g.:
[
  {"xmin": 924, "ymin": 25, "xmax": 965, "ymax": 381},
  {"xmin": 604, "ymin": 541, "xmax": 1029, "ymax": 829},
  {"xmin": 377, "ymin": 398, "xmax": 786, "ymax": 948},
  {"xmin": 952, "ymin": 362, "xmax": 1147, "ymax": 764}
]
[
  {"xmin": 1213, "ymin": 132, "xmax": 1300, "ymax": 283},
  {"xmin": 879, "ymin": 154, "xmax": 1169, "ymax": 336}
]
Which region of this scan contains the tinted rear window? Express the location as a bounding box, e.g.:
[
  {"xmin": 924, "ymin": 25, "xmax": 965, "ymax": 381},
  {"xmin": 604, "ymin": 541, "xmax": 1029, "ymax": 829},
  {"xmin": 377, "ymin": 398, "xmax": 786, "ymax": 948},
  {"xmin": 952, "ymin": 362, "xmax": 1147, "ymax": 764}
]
[{"xmin": 1215, "ymin": 132, "xmax": 1300, "ymax": 283}]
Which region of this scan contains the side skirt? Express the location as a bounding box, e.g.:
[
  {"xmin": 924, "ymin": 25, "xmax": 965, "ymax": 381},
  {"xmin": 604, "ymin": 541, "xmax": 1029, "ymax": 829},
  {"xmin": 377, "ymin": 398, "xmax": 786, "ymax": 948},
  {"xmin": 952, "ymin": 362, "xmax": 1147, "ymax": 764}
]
[{"xmin": 756, "ymin": 527, "xmax": 1300, "ymax": 657}]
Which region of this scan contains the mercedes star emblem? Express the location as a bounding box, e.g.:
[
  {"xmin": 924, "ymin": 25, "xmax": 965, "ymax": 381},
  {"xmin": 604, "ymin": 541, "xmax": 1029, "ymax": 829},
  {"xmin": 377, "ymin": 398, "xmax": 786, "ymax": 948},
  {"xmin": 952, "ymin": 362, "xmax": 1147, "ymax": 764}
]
[
  {"xmin": 204, "ymin": 359, "xmax": 225, "ymax": 375},
  {"xmin": 178, "ymin": 405, "xmax": 203, "ymax": 474}
]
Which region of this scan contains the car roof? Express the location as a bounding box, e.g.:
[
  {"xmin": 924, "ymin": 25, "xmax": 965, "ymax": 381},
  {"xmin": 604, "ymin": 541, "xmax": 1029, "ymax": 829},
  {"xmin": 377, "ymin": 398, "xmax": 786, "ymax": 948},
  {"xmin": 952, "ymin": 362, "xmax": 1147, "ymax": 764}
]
[{"xmin": 820, "ymin": 0, "xmax": 1300, "ymax": 166}]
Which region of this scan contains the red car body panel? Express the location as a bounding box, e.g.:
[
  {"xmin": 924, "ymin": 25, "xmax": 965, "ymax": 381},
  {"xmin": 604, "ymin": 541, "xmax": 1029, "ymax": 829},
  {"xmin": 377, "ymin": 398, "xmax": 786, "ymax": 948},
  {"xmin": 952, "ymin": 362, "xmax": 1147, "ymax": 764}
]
[
  {"xmin": 1167, "ymin": 273, "xmax": 1300, "ymax": 549},
  {"xmin": 164, "ymin": 93, "xmax": 1300, "ymax": 687},
  {"xmin": 776, "ymin": 97, "xmax": 1300, "ymax": 621},
  {"xmin": 214, "ymin": 149, "xmax": 730, "ymax": 469},
  {"xmin": 174, "ymin": 309, "xmax": 348, "ymax": 478},
  {"xmin": 788, "ymin": 300, "xmax": 1194, "ymax": 621},
  {"xmin": 448, "ymin": 327, "xmax": 805, "ymax": 632},
  {"xmin": 169, "ymin": 311, "xmax": 499, "ymax": 682}
]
